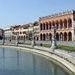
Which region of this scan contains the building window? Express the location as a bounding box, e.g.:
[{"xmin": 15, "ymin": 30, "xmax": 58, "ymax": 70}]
[
  {"xmin": 64, "ymin": 19, "xmax": 67, "ymax": 29},
  {"xmin": 49, "ymin": 22, "xmax": 51, "ymax": 30},
  {"xmin": 20, "ymin": 32, "xmax": 22, "ymax": 34},
  {"xmin": 64, "ymin": 32, "xmax": 67, "ymax": 41},
  {"xmin": 46, "ymin": 22, "xmax": 48, "ymax": 30},
  {"xmin": 40, "ymin": 23, "xmax": 42, "ymax": 30},
  {"xmin": 60, "ymin": 20, "xmax": 63, "ymax": 29},
  {"xmin": 56, "ymin": 20, "xmax": 59, "ymax": 29},
  {"xmin": 68, "ymin": 18, "xmax": 72, "ymax": 28},
  {"xmin": 23, "ymin": 31, "xmax": 26, "ymax": 34},
  {"xmin": 43, "ymin": 23, "xmax": 45, "ymax": 30},
  {"xmin": 68, "ymin": 32, "xmax": 72, "ymax": 41}
]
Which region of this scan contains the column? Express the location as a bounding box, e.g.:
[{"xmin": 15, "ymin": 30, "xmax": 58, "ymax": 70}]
[
  {"xmin": 71, "ymin": 17, "xmax": 75, "ymax": 41},
  {"xmin": 72, "ymin": 30, "xmax": 74, "ymax": 41}
]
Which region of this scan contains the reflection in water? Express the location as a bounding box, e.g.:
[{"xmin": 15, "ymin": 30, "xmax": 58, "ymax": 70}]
[
  {"xmin": 32, "ymin": 54, "xmax": 36, "ymax": 75},
  {"xmin": 17, "ymin": 50, "xmax": 19, "ymax": 70},
  {"xmin": 0, "ymin": 47, "xmax": 70, "ymax": 75},
  {"xmin": 3, "ymin": 48, "xmax": 5, "ymax": 70}
]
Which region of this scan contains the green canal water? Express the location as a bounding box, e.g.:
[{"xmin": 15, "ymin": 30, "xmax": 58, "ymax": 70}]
[{"xmin": 0, "ymin": 47, "xmax": 71, "ymax": 75}]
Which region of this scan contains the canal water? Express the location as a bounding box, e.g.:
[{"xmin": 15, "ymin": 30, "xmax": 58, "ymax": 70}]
[{"xmin": 0, "ymin": 47, "xmax": 71, "ymax": 75}]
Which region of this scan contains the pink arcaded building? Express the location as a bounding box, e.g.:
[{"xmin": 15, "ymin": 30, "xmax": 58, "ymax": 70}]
[{"xmin": 39, "ymin": 10, "xmax": 75, "ymax": 41}]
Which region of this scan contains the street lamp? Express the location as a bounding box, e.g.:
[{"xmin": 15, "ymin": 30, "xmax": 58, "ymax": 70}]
[{"xmin": 50, "ymin": 25, "xmax": 57, "ymax": 51}]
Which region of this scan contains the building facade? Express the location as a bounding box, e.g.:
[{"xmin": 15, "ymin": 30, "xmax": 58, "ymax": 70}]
[
  {"xmin": 33, "ymin": 25, "xmax": 39, "ymax": 41},
  {"xmin": 4, "ymin": 29, "xmax": 13, "ymax": 41},
  {"xmin": 11, "ymin": 22, "xmax": 39, "ymax": 41},
  {"xmin": 39, "ymin": 10, "xmax": 75, "ymax": 41},
  {"xmin": 11, "ymin": 25, "xmax": 27, "ymax": 41}
]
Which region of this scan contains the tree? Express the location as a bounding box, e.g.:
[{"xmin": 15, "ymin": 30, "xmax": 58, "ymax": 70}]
[{"xmin": 33, "ymin": 21, "xmax": 38, "ymax": 26}]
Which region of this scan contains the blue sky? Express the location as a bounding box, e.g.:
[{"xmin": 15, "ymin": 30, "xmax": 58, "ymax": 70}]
[{"xmin": 0, "ymin": 0, "xmax": 75, "ymax": 29}]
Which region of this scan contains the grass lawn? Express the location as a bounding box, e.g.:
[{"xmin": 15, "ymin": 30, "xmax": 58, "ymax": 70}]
[
  {"xmin": 57, "ymin": 45, "xmax": 75, "ymax": 52},
  {"xmin": 19, "ymin": 42, "xmax": 75, "ymax": 52},
  {"xmin": 37, "ymin": 43, "xmax": 75, "ymax": 52}
]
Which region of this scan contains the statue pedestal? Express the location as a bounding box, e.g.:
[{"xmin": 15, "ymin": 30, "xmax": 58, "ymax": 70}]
[
  {"xmin": 50, "ymin": 33, "xmax": 57, "ymax": 51},
  {"xmin": 50, "ymin": 26, "xmax": 57, "ymax": 52},
  {"xmin": 32, "ymin": 40, "xmax": 35, "ymax": 47},
  {"xmin": 16, "ymin": 41, "xmax": 18, "ymax": 46},
  {"xmin": 16, "ymin": 35, "xmax": 19, "ymax": 46},
  {"xmin": 50, "ymin": 38, "xmax": 57, "ymax": 51}
]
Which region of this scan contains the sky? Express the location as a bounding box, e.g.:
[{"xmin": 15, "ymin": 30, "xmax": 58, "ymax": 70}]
[{"xmin": 0, "ymin": 0, "xmax": 75, "ymax": 29}]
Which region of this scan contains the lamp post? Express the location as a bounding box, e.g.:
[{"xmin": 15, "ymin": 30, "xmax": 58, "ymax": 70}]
[{"xmin": 50, "ymin": 25, "xmax": 57, "ymax": 51}]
